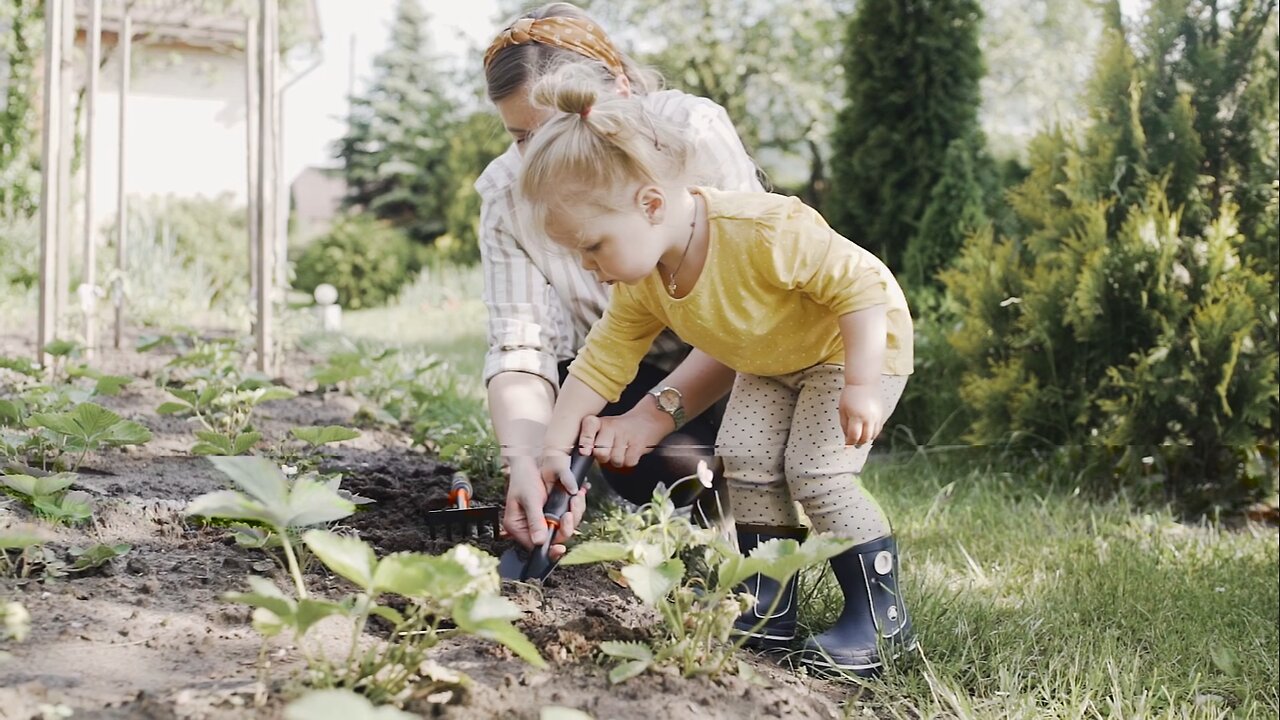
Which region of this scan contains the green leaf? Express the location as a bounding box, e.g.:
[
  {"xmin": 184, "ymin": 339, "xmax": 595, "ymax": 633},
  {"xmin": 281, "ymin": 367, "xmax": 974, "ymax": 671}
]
[
  {"xmin": 284, "ymin": 689, "xmax": 419, "ymax": 720},
  {"xmin": 294, "ymin": 598, "xmax": 348, "ymax": 636},
  {"xmin": 165, "ymin": 387, "xmax": 199, "ymax": 406},
  {"xmin": 453, "ymin": 594, "xmax": 547, "ymax": 669},
  {"xmin": 284, "ymin": 475, "xmax": 356, "ymax": 526},
  {"xmin": 0, "ymin": 399, "xmax": 25, "ymax": 425},
  {"xmin": 0, "ymin": 356, "xmax": 42, "ymax": 377},
  {"xmin": 290, "ymin": 425, "xmax": 361, "ymax": 447},
  {"xmin": 2, "ymin": 472, "xmax": 77, "ymax": 498},
  {"xmin": 302, "ymin": 530, "xmax": 378, "ymax": 589},
  {"xmin": 608, "ymin": 659, "xmax": 651, "ymax": 684},
  {"xmin": 559, "ymin": 541, "xmax": 630, "ymax": 566},
  {"xmin": 29, "ymin": 403, "xmax": 151, "ymax": 450},
  {"xmin": 231, "ymin": 431, "xmax": 262, "ymax": 455},
  {"xmin": 92, "ymin": 375, "xmax": 133, "ymax": 396},
  {"xmin": 156, "ymin": 401, "xmax": 191, "ymax": 415},
  {"xmin": 187, "ymin": 490, "xmax": 273, "ymax": 525},
  {"xmin": 33, "ymin": 490, "xmax": 94, "ymax": 523},
  {"xmin": 368, "ymin": 604, "xmax": 406, "ymax": 626},
  {"xmin": 251, "ymin": 386, "xmax": 298, "ymax": 404},
  {"xmin": 598, "ymin": 640, "xmax": 654, "ymax": 662},
  {"xmin": 208, "ymin": 456, "xmax": 290, "ymax": 508},
  {"xmin": 68, "ymin": 543, "xmax": 131, "ymax": 571},
  {"xmin": 754, "ymin": 536, "xmax": 855, "ymax": 583},
  {"xmin": 0, "ymin": 529, "xmax": 48, "ymax": 550},
  {"xmin": 621, "ymin": 559, "xmax": 684, "ymax": 606},
  {"xmin": 192, "ymin": 431, "xmax": 234, "ymax": 456},
  {"xmin": 43, "ymin": 339, "xmax": 79, "ymax": 357}
]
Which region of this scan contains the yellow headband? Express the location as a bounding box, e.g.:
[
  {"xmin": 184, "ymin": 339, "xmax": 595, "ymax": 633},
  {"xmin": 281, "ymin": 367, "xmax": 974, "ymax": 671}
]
[{"xmin": 483, "ymin": 16, "xmax": 626, "ymax": 80}]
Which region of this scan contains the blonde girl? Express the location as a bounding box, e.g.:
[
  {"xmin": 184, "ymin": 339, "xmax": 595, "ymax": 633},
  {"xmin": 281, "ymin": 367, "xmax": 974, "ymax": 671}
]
[
  {"xmin": 521, "ymin": 67, "xmax": 918, "ymax": 675},
  {"xmin": 479, "ymin": 2, "xmax": 762, "ymax": 558}
]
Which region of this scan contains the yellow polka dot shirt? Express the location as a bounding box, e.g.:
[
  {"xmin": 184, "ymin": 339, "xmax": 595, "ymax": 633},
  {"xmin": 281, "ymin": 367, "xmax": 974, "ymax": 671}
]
[{"xmin": 569, "ymin": 187, "xmax": 914, "ymax": 402}]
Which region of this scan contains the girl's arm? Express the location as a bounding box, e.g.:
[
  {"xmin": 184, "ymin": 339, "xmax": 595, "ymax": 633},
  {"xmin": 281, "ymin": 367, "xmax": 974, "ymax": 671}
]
[
  {"xmin": 579, "ymin": 349, "xmax": 736, "ymax": 468},
  {"xmin": 838, "ymin": 305, "xmax": 888, "ymax": 447}
]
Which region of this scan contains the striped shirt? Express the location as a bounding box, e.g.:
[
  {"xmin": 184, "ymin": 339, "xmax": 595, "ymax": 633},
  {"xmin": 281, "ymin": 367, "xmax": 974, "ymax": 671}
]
[{"xmin": 475, "ymin": 89, "xmax": 764, "ymax": 391}]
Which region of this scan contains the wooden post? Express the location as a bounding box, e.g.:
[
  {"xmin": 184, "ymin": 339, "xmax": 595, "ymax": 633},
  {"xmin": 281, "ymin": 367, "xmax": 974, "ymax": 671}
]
[
  {"xmin": 37, "ymin": 0, "xmax": 65, "ymax": 367},
  {"xmin": 112, "ymin": 10, "xmax": 131, "ymax": 349},
  {"xmin": 82, "ymin": 0, "xmax": 103, "ymax": 358},
  {"xmin": 255, "ymin": 0, "xmax": 278, "ymax": 375},
  {"xmin": 245, "ymin": 15, "xmax": 259, "ymax": 306},
  {"xmin": 54, "ymin": 2, "xmax": 75, "ymax": 338}
]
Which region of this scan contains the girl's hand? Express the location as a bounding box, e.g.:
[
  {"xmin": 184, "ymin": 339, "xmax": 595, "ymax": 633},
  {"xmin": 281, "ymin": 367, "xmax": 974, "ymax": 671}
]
[
  {"xmin": 535, "ymin": 450, "xmax": 586, "ymax": 556},
  {"xmin": 577, "ymin": 402, "xmax": 671, "ymax": 469},
  {"xmin": 840, "ymin": 383, "xmax": 884, "ymax": 447}
]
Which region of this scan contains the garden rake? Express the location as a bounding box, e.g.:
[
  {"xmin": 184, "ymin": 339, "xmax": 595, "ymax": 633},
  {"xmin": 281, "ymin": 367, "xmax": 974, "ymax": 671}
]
[{"xmin": 423, "ymin": 472, "xmax": 502, "ymax": 540}]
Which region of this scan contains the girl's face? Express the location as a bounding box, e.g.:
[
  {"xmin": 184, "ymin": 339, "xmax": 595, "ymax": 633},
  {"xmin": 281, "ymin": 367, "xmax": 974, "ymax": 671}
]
[{"xmin": 547, "ymin": 201, "xmax": 667, "ymax": 286}]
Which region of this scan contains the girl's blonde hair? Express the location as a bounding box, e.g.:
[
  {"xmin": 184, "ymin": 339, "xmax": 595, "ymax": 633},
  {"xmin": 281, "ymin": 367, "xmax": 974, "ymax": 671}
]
[
  {"xmin": 518, "ymin": 64, "xmax": 694, "ymax": 236},
  {"xmin": 485, "ymin": 2, "xmax": 660, "ymax": 102}
]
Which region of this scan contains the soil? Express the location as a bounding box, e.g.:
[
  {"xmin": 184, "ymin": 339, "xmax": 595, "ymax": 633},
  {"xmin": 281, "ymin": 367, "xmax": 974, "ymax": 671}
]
[{"xmin": 0, "ymin": 334, "xmax": 851, "ymax": 719}]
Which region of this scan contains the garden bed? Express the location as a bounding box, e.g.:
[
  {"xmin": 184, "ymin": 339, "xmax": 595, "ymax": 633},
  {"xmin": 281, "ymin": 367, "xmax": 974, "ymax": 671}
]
[{"xmin": 0, "ymin": 335, "xmax": 849, "ymax": 719}]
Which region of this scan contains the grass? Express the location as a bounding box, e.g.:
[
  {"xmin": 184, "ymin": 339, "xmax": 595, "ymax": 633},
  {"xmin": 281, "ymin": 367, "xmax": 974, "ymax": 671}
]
[
  {"xmin": 794, "ymin": 451, "xmax": 1279, "ymax": 719},
  {"xmin": 337, "ymin": 263, "xmax": 488, "ymax": 400}
]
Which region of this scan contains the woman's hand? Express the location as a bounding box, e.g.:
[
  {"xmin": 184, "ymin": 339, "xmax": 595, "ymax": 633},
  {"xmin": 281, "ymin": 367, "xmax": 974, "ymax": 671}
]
[
  {"xmin": 577, "ymin": 396, "xmax": 673, "ymax": 468},
  {"xmin": 839, "ymin": 382, "xmax": 884, "ymax": 447},
  {"xmin": 533, "ymin": 450, "xmax": 587, "ymax": 558}
]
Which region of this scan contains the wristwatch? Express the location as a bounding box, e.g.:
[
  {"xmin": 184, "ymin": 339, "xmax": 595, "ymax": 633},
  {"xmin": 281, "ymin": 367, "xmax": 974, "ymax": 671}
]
[{"xmin": 647, "ymin": 386, "xmax": 686, "ymax": 431}]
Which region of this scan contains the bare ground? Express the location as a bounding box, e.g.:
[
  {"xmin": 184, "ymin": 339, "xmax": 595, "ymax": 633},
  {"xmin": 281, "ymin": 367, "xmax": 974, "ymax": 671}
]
[{"xmin": 0, "ymin": 335, "xmax": 851, "ymax": 719}]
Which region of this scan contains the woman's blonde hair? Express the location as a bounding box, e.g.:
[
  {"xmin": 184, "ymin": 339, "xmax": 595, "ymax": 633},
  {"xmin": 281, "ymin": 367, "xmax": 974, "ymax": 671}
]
[
  {"xmin": 485, "ymin": 2, "xmax": 660, "ymax": 102},
  {"xmin": 518, "ymin": 64, "xmax": 694, "ymax": 236}
]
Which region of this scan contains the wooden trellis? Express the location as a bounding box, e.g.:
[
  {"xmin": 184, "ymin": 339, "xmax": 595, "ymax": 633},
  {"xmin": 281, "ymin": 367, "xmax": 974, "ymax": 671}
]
[{"xmin": 34, "ymin": 0, "xmax": 283, "ymax": 375}]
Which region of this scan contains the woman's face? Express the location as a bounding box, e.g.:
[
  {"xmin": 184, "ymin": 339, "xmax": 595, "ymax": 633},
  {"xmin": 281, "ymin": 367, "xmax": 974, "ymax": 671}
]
[
  {"xmin": 493, "ymin": 74, "xmax": 632, "ymax": 155},
  {"xmin": 494, "ymin": 90, "xmax": 553, "ymax": 156}
]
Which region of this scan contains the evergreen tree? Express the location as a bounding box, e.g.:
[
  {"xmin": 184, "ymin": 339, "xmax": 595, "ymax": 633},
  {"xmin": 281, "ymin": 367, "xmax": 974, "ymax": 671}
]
[
  {"xmin": 905, "ymin": 133, "xmax": 990, "ymax": 291},
  {"xmin": 335, "ymin": 0, "xmax": 455, "ymax": 244},
  {"xmin": 826, "ymin": 0, "xmax": 986, "ymax": 274}
]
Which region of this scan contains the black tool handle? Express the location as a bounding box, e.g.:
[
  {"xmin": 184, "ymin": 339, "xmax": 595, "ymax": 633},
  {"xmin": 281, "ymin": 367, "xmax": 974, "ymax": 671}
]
[{"xmin": 522, "ymin": 450, "xmax": 594, "ymax": 581}]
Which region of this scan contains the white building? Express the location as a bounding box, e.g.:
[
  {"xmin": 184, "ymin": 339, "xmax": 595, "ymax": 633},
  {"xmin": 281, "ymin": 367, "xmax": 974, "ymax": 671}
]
[{"xmin": 69, "ymin": 0, "xmax": 322, "ymax": 233}]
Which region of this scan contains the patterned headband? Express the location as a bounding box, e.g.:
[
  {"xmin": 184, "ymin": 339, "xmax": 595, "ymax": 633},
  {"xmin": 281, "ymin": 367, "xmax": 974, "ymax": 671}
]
[{"xmin": 483, "ymin": 16, "xmax": 627, "ymax": 80}]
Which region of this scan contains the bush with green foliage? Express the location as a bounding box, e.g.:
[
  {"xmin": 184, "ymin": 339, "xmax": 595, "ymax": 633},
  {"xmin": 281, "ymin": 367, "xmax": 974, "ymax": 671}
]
[
  {"xmin": 293, "ymin": 215, "xmax": 418, "ymax": 310},
  {"xmin": 940, "ymin": 4, "xmax": 1279, "ymax": 512},
  {"xmin": 825, "ymin": 0, "xmax": 988, "ymax": 275}
]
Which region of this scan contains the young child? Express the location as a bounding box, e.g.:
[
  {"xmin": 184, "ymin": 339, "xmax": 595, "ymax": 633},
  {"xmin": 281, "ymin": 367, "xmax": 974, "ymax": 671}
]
[{"xmin": 520, "ymin": 66, "xmax": 917, "ymax": 676}]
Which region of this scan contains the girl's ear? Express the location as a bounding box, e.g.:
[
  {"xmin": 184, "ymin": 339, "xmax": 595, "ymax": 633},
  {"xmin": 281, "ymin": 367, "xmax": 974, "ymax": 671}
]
[{"xmin": 636, "ymin": 185, "xmax": 665, "ymax": 225}]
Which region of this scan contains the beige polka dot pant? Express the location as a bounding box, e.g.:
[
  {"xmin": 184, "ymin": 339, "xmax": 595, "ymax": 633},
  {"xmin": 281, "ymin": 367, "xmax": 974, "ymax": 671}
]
[{"xmin": 715, "ymin": 366, "xmax": 908, "ymax": 544}]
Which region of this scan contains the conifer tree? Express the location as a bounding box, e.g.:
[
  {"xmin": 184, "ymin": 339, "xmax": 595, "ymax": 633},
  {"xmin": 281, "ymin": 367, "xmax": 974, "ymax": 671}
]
[
  {"xmin": 826, "ymin": 0, "xmax": 986, "ymax": 274},
  {"xmin": 335, "ymin": 0, "xmax": 455, "ymax": 244}
]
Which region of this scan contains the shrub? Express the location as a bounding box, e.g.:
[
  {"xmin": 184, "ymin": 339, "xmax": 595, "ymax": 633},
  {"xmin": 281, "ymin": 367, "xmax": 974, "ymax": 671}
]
[{"xmin": 293, "ymin": 215, "xmax": 417, "ymax": 310}]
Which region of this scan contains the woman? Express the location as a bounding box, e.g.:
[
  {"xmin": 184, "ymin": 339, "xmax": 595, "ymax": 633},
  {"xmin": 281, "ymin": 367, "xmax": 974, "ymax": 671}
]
[{"xmin": 477, "ymin": 2, "xmax": 762, "ymax": 558}]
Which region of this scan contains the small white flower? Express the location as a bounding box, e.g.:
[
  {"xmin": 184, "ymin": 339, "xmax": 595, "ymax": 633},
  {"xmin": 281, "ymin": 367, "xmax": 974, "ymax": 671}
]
[
  {"xmin": 280, "ymin": 464, "xmax": 298, "ymax": 477},
  {"xmin": 695, "ymin": 460, "xmax": 714, "ymax": 489}
]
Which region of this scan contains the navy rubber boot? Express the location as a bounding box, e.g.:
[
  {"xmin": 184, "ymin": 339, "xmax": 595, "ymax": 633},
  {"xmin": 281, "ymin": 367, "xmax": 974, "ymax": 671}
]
[
  {"xmin": 799, "ymin": 535, "xmax": 916, "ymax": 676},
  {"xmin": 730, "ymin": 524, "xmax": 808, "ymax": 650}
]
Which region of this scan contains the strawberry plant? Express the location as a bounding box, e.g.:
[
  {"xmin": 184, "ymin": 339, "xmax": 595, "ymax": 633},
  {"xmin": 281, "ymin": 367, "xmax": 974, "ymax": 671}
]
[
  {"xmin": 562, "ymin": 463, "xmax": 853, "ymax": 681},
  {"xmin": 187, "ymin": 456, "xmax": 545, "ymax": 706},
  {"xmin": 155, "ymin": 339, "xmax": 295, "ymax": 456},
  {"xmin": 1, "ymin": 473, "xmax": 94, "ymax": 524}
]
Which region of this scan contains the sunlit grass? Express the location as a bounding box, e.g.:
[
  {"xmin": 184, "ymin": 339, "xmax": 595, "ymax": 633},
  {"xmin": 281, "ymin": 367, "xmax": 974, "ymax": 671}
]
[
  {"xmin": 795, "ymin": 451, "xmax": 1279, "ymax": 719},
  {"xmin": 338, "ymin": 263, "xmax": 488, "ymax": 399}
]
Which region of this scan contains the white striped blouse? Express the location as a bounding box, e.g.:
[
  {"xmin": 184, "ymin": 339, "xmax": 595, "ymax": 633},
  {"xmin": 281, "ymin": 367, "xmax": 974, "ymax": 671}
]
[{"xmin": 475, "ymin": 89, "xmax": 764, "ymax": 392}]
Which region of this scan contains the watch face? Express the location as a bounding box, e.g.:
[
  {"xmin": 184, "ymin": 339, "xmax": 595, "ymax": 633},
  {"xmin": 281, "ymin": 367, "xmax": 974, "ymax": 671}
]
[{"xmin": 656, "ymin": 388, "xmax": 681, "ymax": 412}]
